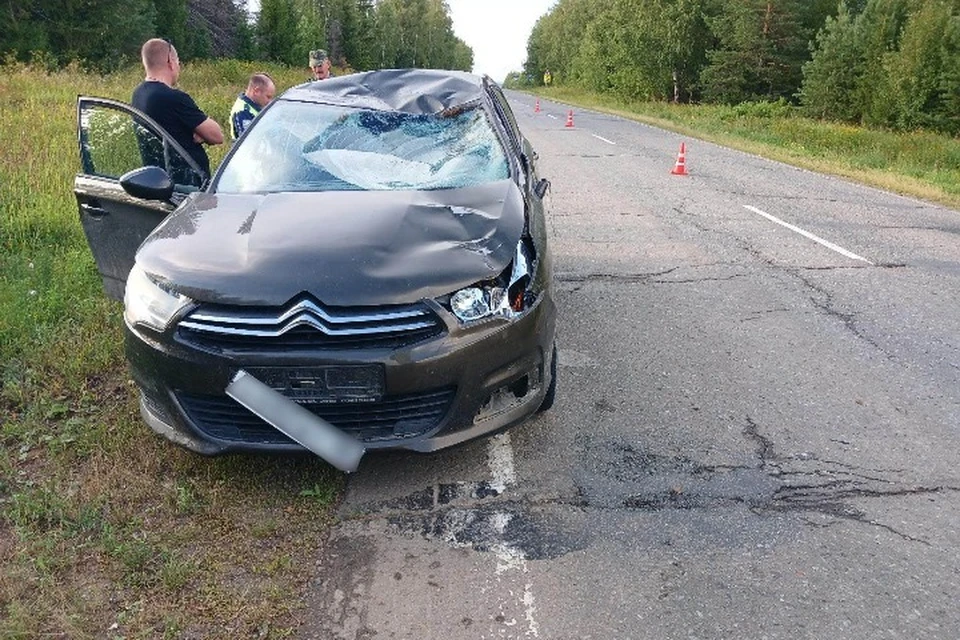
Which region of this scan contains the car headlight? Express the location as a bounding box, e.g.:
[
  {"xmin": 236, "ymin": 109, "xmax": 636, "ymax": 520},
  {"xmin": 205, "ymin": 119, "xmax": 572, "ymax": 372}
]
[
  {"xmin": 451, "ymin": 286, "xmax": 511, "ymax": 322},
  {"xmin": 448, "ymin": 240, "xmax": 536, "ymax": 325},
  {"xmin": 124, "ymin": 264, "xmax": 193, "ymax": 332}
]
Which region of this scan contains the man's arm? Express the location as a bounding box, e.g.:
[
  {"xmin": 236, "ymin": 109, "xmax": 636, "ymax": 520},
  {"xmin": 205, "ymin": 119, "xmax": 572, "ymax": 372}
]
[{"xmin": 194, "ymin": 117, "xmax": 224, "ymax": 145}]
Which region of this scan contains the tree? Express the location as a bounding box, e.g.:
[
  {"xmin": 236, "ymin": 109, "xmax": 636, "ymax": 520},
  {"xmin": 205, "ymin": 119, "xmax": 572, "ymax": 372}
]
[
  {"xmin": 854, "ymin": 0, "xmax": 913, "ymax": 126},
  {"xmin": 523, "ymin": 16, "xmax": 547, "ymax": 84},
  {"xmin": 257, "ymin": 0, "xmax": 300, "ymax": 65},
  {"xmin": 6, "ymin": 0, "xmax": 157, "ymax": 71},
  {"xmin": 184, "ymin": 0, "xmax": 250, "ymax": 58},
  {"xmin": 663, "ymin": 0, "xmax": 714, "ymax": 102},
  {"xmin": 700, "ymin": 0, "xmax": 813, "ymax": 104},
  {"xmin": 451, "ymin": 37, "xmax": 473, "ymax": 72},
  {"xmin": 799, "ymin": 1, "xmax": 865, "ymax": 120},
  {"xmin": 294, "ymin": 0, "xmax": 325, "ymax": 63},
  {"xmin": 153, "ymin": 0, "xmax": 190, "ymax": 55},
  {"xmin": 936, "ymin": 10, "xmax": 960, "ymax": 134},
  {"xmin": 0, "ymin": 0, "xmax": 471, "ymax": 74},
  {"xmin": 876, "ymin": 0, "xmax": 956, "ymax": 129},
  {"xmin": 347, "ymin": 0, "xmax": 377, "ymax": 70},
  {"xmin": 1, "ymin": 1, "xmax": 52, "ymax": 57},
  {"xmin": 372, "ymin": 0, "xmax": 401, "ymax": 68},
  {"xmin": 234, "ymin": 14, "xmax": 259, "ymax": 61}
]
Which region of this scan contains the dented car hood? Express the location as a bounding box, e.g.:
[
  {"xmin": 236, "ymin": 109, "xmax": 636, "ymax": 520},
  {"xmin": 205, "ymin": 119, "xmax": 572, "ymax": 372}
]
[
  {"xmin": 285, "ymin": 68, "xmax": 485, "ymax": 114},
  {"xmin": 136, "ymin": 179, "xmax": 525, "ymax": 307}
]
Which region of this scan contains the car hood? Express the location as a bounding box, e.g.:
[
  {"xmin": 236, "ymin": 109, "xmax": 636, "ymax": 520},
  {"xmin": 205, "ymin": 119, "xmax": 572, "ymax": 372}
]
[{"xmin": 137, "ymin": 179, "xmax": 525, "ymax": 307}]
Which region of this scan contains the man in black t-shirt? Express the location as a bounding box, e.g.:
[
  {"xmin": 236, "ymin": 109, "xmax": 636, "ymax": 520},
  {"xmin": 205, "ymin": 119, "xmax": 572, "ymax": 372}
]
[{"xmin": 132, "ymin": 38, "xmax": 223, "ymax": 181}]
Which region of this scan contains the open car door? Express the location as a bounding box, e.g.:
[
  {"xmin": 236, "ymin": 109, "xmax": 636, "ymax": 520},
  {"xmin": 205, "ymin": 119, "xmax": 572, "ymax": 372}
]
[{"xmin": 74, "ymin": 96, "xmax": 207, "ymax": 300}]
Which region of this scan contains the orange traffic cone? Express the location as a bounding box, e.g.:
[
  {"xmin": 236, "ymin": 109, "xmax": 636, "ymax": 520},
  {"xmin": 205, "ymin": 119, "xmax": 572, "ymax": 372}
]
[
  {"xmin": 535, "ymin": 98, "xmax": 541, "ymax": 113},
  {"xmin": 671, "ymin": 142, "xmax": 688, "ymax": 175},
  {"xmin": 565, "ymin": 110, "xmax": 575, "ymax": 128}
]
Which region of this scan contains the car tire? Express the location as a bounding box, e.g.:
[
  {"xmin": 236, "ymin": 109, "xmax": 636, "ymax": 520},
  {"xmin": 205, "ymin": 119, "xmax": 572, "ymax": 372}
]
[{"xmin": 538, "ymin": 344, "xmax": 557, "ymax": 413}]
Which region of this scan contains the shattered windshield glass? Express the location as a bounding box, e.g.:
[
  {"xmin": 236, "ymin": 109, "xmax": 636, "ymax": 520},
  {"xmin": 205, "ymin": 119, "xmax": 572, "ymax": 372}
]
[{"xmin": 215, "ymin": 101, "xmax": 510, "ymax": 193}]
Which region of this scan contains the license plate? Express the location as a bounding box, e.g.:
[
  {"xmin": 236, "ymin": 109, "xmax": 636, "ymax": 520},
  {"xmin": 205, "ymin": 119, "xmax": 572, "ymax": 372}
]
[{"xmin": 247, "ymin": 365, "xmax": 385, "ymax": 404}]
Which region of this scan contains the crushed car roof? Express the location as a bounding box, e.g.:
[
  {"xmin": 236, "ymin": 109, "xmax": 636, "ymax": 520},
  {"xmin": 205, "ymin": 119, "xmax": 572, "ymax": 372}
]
[{"xmin": 281, "ymin": 68, "xmax": 488, "ymax": 115}]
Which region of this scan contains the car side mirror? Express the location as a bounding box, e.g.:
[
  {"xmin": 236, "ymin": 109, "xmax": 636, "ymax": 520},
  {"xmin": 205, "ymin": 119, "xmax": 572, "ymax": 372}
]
[
  {"xmin": 120, "ymin": 166, "xmax": 174, "ymax": 202},
  {"xmin": 534, "ymin": 178, "xmax": 550, "ymax": 199}
]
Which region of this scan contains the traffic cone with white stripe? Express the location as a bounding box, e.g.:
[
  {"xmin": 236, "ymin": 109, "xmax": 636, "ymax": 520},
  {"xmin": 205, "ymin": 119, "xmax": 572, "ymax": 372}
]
[
  {"xmin": 535, "ymin": 98, "xmax": 541, "ymax": 113},
  {"xmin": 671, "ymin": 142, "xmax": 688, "ymax": 175},
  {"xmin": 565, "ymin": 110, "xmax": 575, "ymax": 128}
]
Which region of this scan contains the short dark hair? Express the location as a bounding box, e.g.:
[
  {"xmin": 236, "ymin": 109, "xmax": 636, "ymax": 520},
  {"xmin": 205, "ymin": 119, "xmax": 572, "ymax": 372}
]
[{"xmin": 248, "ymin": 73, "xmax": 273, "ymax": 92}]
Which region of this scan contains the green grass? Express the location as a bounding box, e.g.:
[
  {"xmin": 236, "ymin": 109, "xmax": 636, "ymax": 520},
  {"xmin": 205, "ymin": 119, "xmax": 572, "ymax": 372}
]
[
  {"xmin": 530, "ymin": 86, "xmax": 960, "ymax": 210},
  {"xmin": 0, "ymin": 60, "xmax": 343, "ymax": 639}
]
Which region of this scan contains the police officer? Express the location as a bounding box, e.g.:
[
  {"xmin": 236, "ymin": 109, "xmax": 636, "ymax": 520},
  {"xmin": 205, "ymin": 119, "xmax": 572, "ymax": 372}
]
[{"xmin": 229, "ymin": 73, "xmax": 276, "ymax": 140}]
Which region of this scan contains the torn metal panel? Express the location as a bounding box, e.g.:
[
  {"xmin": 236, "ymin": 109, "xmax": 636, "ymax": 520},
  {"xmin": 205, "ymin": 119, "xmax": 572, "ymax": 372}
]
[{"xmin": 284, "ymin": 69, "xmax": 486, "ymax": 114}]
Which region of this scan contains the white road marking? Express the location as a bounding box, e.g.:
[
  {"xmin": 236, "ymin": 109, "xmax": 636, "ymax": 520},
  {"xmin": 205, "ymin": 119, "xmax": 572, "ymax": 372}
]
[
  {"xmin": 743, "ymin": 205, "xmax": 874, "ymax": 265},
  {"xmin": 487, "ymin": 432, "xmax": 517, "ymax": 493},
  {"xmin": 546, "ymin": 114, "xmax": 558, "ymax": 120},
  {"xmin": 489, "ymin": 511, "xmax": 540, "ymax": 638},
  {"xmin": 485, "ymin": 433, "xmax": 539, "ymax": 638},
  {"xmin": 522, "ymin": 586, "xmax": 541, "ymax": 638},
  {"xmin": 592, "ymin": 134, "xmax": 616, "ymax": 145}
]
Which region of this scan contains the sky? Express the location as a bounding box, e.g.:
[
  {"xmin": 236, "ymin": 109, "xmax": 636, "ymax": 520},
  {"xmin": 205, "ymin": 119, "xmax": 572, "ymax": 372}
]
[{"xmin": 446, "ymin": 0, "xmax": 557, "ymax": 82}]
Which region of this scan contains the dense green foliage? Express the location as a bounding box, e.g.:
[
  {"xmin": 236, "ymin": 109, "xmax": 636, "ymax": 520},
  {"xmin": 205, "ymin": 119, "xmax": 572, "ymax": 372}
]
[
  {"xmin": 514, "ymin": 0, "xmax": 959, "ymax": 134},
  {"xmin": 256, "ymin": 0, "xmax": 472, "ymax": 70},
  {"xmin": 0, "ymin": 0, "xmax": 472, "ymax": 73},
  {"xmin": 801, "ymin": 0, "xmax": 960, "ymax": 133}
]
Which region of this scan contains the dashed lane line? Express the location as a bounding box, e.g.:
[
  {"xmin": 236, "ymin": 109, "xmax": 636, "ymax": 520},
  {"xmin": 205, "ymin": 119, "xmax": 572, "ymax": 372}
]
[{"xmin": 744, "ymin": 205, "xmax": 874, "ymax": 265}]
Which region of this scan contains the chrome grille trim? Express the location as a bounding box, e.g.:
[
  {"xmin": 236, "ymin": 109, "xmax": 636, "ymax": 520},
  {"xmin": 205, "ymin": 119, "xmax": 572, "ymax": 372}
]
[
  {"xmin": 179, "ymin": 316, "xmax": 436, "ymax": 337},
  {"xmin": 188, "ymin": 298, "xmax": 429, "ymax": 326},
  {"xmin": 176, "ymin": 297, "xmax": 444, "ymax": 348}
]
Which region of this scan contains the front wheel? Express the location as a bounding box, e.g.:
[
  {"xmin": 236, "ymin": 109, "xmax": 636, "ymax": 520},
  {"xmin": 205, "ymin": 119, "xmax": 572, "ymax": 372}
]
[{"xmin": 538, "ymin": 344, "xmax": 557, "ymax": 413}]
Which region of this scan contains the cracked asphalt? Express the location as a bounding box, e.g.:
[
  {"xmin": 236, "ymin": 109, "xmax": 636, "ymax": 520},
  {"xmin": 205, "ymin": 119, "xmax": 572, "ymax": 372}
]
[{"xmin": 299, "ymin": 94, "xmax": 960, "ymax": 639}]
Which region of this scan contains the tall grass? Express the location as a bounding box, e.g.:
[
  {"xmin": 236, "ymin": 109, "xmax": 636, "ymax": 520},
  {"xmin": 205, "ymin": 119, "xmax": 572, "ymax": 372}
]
[
  {"xmin": 535, "ymin": 86, "xmax": 960, "ymax": 209},
  {"xmin": 0, "ymin": 60, "xmax": 340, "ymax": 639}
]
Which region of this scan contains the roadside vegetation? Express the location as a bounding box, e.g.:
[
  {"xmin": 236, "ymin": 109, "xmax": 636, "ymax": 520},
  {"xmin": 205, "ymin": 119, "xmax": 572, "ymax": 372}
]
[
  {"xmin": 513, "ymin": 0, "xmax": 959, "ymax": 136},
  {"xmin": 526, "ymin": 86, "xmax": 960, "ymax": 209},
  {"xmin": 3, "ymin": 0, "xmax": 472, "ymax": 74},
  {"xmin": 0, "ymin": 61, "xmax": 342, "ymax": 639},
  {"xmin": 506, "ymin": 0, "xmax": 959, "ymax": 209}
]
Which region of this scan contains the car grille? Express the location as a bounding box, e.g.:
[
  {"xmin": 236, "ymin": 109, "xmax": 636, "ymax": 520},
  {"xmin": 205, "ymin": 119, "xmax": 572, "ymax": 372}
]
[
  {"xmin": 176, "ymin": 297, "xmax": 444, "ymax": 352},
  {"xmin": 177, "ymin": 388, "xmax": 456, "ymax": 444}
]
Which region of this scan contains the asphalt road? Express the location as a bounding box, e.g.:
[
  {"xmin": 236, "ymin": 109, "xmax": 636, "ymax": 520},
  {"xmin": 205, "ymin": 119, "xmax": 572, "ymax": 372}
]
[{"xmin": 300, "ymin": 93, "xmax": 960, "ymax": 639}]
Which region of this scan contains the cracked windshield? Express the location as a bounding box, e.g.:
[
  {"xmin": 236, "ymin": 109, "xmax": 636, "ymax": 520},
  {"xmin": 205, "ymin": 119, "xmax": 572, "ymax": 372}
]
[{"xmin": 215, "ymin": 102, "xmax": 509, "ymax": 193}]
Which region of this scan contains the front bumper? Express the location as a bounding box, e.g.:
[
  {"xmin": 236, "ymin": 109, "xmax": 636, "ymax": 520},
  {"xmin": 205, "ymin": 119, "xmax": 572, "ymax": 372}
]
[{"xmin": 128, "ymin": 292, "xmax": 557, "ymax": 456}]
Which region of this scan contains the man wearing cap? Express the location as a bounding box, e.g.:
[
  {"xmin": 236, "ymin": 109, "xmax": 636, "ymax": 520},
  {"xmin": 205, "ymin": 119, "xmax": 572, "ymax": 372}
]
[
  {"xmin": 229, "ymin": 73, "xmax": 276, "ymax": 140},
  {"xmin": 309, "ymin": 49, "xmax": 331, "ymax": 81}
]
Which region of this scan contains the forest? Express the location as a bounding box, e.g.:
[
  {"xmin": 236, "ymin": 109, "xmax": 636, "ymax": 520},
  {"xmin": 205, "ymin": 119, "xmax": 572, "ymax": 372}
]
[
  {"xmin": 3, "ymin": 0, "xmax": 958, "ymax": 134},
  {"xmin": 513, "ymin": 0, "xmax": 959, "ymax": 134},
  {"xmin": 0, "ymin": 0, "xmax": 473, "ymax": 74}
]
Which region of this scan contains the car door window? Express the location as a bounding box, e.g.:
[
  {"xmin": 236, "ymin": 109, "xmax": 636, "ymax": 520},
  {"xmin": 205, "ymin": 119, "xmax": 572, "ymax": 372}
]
[
  {"xmin": 78, "ymin": 99, "xmax": 205, "ymax": 189},
  {"xmin": 488, "ymin": 85, "xmax": 522, "ymax": 153}
]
